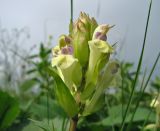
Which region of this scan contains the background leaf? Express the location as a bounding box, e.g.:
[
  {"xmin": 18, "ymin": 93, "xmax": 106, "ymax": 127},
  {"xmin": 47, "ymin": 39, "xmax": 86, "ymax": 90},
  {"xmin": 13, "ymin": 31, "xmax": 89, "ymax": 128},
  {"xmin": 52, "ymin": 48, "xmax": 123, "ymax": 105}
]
[{"xmin": 0, "ymin": 91, "xmax": 20, "ymax": 130}]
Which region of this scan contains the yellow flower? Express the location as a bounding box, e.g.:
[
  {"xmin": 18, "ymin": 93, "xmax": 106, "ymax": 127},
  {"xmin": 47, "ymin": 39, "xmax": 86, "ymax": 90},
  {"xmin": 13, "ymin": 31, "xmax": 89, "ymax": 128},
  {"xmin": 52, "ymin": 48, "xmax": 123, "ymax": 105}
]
[
  {"xmin": 81, "ymin": 39, "xmax": 113, "ymax": 100},
  {"xmin": 150, "ymin": 95, "xmax": 160, "ymax": 113},
  {"xmin": 52, "ymin": 54, "xmax": 82, "ymax": 92}
]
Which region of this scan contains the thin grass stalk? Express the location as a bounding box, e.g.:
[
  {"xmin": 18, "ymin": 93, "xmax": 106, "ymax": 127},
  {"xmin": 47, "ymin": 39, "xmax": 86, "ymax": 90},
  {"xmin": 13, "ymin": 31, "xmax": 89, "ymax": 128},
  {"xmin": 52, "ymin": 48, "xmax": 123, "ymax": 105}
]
[
  {"xmin": 127, "ymin": 70, "xmax": 146, "ymax": 131},
  {"xmin": 52, "ymin": 120, "xmax": 55, "ymax": 131},
  {"xmin": 120, "ymin": 0, "xmax": 153, "ymax": 130},
  {"xmin": 70, "ymin": 0, "xmax": 73, "ymax": 23},
  {"xmin": 126, "ymin": 52, "xmax": 160, "ymax": 130},
  {"xmin": 126, "ymin": 69, "xmax": 147, "ymax": 131},
  {"xmin": 139, "ymin": 68, "xmax": 147, "ymax": 93},
  {"xmin": 65, "ymin": 118, "xmax": 70, "ymax": 131},
  {"xmin": 121, "ymin": 63, "xmax": 125, "ymax": 118},
  {"xmin": 62, "ymin": 117, "xmax": 66, "ymax": 131},
  {"xmin": 47, "ymin": 90, "xmax": 50, "ymax": 124}
]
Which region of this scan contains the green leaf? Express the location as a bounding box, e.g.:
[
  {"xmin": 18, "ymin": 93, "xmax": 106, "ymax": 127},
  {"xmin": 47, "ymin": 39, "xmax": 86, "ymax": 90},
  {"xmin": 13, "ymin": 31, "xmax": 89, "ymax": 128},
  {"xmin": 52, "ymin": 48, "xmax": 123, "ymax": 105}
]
[
  {"xmin": 100, "ymin": 106, "xmax": 155, "ymax": 126},
  {"xmin": 0, "ymin": 91, "xmax": 20, "ymax": 130},
  {"xmin": 29, "ymin": 119, "xmax": 53, "ymax": 131},
  {"xmin": 29, "ymin": 96, "xmax": 67, "ymax": 119},
  {"xmin": 26, "ymin": 69, "xmax": 37, "ymax": 74},
  {"xmin": 20, "ymin": 79, "xmax": 37, "ymax": 91},
  {"xmin": 27, "ymin": 117, "xmax": 68, "ymax": 131},
  {"xmin": 47, "ymin": 67, "xmax": 79, "ymax": 117},
  {"xmin": 27, "ymin": 54, "xmax": 39, "ymax": 59}
]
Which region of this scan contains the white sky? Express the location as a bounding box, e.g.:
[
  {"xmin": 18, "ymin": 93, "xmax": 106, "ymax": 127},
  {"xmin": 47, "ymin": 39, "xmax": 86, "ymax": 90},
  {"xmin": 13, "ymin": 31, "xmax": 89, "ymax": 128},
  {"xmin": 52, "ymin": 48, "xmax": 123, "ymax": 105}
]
[{"xmin": 0, "ymin": 0, "xmax": 160, "ymax": 75}]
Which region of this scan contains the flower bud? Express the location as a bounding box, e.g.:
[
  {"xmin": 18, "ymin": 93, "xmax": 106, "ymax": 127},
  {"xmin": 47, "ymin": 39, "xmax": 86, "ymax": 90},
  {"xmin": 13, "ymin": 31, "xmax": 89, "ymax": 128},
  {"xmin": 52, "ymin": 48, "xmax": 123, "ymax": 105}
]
[
  {"xmin": 52, "ymin": 35, "xmax": 73, "ymax": 56},
  {"xmin": 72, "ymin": 12, "xmax": 98, "ymax": 66}
]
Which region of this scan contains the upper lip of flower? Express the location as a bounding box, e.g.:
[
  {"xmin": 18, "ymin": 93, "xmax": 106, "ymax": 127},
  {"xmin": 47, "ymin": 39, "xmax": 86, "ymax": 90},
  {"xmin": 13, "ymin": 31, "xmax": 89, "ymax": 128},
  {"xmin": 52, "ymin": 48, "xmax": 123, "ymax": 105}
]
[{"xmin": 92, "ymin": 24, "xmax": 115, "ymax": 41}]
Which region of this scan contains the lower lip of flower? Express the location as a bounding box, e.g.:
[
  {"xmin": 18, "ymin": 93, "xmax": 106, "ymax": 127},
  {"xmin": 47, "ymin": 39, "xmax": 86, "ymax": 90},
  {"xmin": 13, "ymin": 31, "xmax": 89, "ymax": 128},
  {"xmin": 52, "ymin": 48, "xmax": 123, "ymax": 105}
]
[{"xmin": 61, "ymin": 45, "xmax": 73, "ymax": 55}]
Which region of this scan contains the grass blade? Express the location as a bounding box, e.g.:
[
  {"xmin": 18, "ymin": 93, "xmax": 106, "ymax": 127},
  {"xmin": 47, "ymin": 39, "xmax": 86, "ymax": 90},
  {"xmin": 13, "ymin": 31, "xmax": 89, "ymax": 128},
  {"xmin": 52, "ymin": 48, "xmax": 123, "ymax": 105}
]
[
  {"xmin": 120, "ymin": 0, "xmax": 153, "ymax": 130},
  {"xmin": 121, "ymin": 71, "xmax": 124, "ymax": 118},
  {"xmin": 126, "ymin": 69, "xmax": 147, "ymax": 131},
  {"xmin": 47, "ymin": 90, "xmax": 49, "ymax": 124},
  {"xmin": 126, "ymin": 52, "xmax": 160, "ymax": 130},
  {"xmin": 70, "ymin": 0, "xmax": 73, "ymax": 23}
]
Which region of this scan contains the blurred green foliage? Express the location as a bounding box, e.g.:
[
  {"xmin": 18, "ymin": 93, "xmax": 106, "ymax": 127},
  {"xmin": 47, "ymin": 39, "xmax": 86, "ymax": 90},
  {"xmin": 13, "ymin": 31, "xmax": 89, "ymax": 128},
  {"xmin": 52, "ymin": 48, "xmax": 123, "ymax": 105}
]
[{"xmin": 0, "ymin": 91, "xmax": 20, "ymax": 131}]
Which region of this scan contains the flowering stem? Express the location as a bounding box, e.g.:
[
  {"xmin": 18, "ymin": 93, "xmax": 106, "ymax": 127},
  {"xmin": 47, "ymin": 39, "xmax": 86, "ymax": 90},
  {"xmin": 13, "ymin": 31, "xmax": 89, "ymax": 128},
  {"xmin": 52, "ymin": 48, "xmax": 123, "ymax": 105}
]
[{"xmin": 69, "ymin": 116, "xmax": 78, "ymax": 131}]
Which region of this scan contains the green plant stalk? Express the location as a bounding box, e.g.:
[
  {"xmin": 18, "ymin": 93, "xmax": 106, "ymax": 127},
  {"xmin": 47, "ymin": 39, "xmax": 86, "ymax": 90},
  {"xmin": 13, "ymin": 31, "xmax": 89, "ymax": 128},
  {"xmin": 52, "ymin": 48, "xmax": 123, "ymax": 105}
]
[
  {"xmin": 120, "ymin": 0, "xmax": 153, "ymax": 130},
  {"xmin": 127, "ymin": 52, "xmax": 160, "ymax": 131},
  {"xmin": 69, "ymin": 116, "xmax": 78, "ymax": 131},
  {"xmin": 70, "ymin": 0, "xmax": 73, "ymax": 23}
]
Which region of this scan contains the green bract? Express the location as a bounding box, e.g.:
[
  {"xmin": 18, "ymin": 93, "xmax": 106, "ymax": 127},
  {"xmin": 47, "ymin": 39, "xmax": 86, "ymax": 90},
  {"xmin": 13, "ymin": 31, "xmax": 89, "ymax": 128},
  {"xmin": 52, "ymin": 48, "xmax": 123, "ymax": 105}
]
[{"xmin": 83, "ymin": 61, "xmax": 121, "ymax": 115}]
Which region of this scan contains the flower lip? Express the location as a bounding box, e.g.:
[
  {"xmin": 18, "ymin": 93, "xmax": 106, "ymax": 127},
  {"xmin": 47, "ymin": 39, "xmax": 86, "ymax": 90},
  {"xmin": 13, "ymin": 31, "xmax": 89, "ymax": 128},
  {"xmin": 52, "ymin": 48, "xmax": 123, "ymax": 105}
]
[
  {"xmin": 92, "ymin": 24, "xmax": 115, "ymax": 41},
  {"xmin": 61, "ymin": 45, "xmax": 73, "ymax": 55},
  {"xmin": 52, "ymin": 54, "xmax": 76, "ymax": 69},
  {"xmin": 89, "ymin": 39, "xmax": 114, "ymax": 54}
]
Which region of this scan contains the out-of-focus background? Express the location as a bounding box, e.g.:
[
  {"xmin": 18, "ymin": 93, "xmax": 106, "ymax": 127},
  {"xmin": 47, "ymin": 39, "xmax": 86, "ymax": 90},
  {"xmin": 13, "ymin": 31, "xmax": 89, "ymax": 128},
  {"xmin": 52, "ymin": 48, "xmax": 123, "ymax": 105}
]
[{"xmin": 0, "ymin": 0, "xmax": 160, "ymax": 131}]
